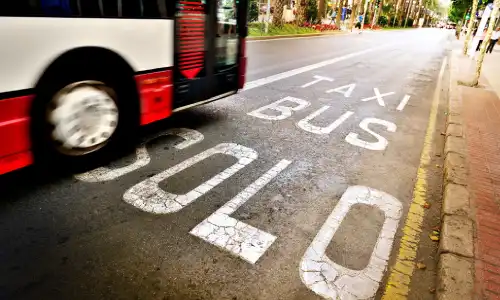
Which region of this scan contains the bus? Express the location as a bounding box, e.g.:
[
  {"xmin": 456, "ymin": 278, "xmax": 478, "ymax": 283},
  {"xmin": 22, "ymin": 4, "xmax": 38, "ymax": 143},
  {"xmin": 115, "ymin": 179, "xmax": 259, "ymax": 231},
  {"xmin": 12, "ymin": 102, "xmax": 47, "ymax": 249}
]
[{"xmin": 0, "ymin": 0, "xmax": 248, "ymax": 175}]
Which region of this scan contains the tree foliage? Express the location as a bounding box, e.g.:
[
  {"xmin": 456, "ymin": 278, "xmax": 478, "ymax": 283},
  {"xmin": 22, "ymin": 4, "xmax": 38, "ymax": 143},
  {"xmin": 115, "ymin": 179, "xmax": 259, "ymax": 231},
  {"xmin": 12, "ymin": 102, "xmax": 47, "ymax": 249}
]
[
  {"xmin": 449, "ymin": 0, "xmax": 472, "ymax": 22},
  {"xmin": 248, "ymin": 0, "xmax": 259, "ymax": 22},
  {"xmin": 305, "ymin": 0, "xmax": 319, "ymax": 23}
]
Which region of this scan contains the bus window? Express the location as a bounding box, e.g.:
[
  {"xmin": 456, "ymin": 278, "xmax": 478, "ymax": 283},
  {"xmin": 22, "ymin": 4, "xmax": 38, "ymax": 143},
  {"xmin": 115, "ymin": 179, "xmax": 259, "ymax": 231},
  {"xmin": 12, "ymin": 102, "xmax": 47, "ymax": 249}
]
[
  {"xmin": 216, "ymin": 0, "xmax": 239, "ymax": 68},
  {"xmin": 79, "ymin": 0, "xmax": 101, "ymax": 17}
]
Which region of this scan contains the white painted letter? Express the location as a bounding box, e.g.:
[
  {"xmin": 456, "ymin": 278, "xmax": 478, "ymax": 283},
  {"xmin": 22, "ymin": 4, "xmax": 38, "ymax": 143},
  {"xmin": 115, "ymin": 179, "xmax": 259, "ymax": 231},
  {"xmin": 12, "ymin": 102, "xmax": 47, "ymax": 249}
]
[
  {"xmin": 360, "ymin": 88, "xmax": 395, "ymax": 107},
  {"xmin": 247, "ymin": 96, "xmax": 310, "ymax": 120},
  {"xmin": 345, "ymin": 118, "xmax": 397, "ymax": 151},
  {"xmin": 299, "ymin": 186, "xmax": 402, "ymax": 300},
  {"xmin": 326, "ymin": 83, "xmax": 356, "ymax": 97},
  {"xmin": 190, "ymin": 160, "xmax": 291, "ymax": 264},
  {"xmin": 301, "ymin": 75, "xmax": 334, "ymax": 88},
  {"xmin": 297, "ymin": 107, "xmax": 354, "ymax": 135},
  {"xmin": 75, "ymin": 128, "xmax": 204, "ymax": 182},
  {"xmin": 396, "ymin": 95, "xmax": 411, "ymax": 111},
  {"xmin": 123, "ymin": 143, "xmax": 257, "ymax": 214}
]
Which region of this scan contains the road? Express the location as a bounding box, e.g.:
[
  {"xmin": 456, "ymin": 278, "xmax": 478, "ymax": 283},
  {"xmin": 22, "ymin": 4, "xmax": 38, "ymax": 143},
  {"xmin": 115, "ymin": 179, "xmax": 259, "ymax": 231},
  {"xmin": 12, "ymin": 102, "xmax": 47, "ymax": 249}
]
[{"xmin": 1, "ymin": 29, "xmax": 451, "ymax": 300}]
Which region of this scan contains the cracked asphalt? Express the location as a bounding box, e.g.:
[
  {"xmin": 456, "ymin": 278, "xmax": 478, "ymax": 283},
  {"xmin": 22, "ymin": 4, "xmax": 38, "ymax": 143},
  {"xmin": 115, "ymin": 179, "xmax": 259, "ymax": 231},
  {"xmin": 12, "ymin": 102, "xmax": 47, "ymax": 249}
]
[{"xmin": 0, "ymin": 29, "xmax": 451, "ymax": 300}]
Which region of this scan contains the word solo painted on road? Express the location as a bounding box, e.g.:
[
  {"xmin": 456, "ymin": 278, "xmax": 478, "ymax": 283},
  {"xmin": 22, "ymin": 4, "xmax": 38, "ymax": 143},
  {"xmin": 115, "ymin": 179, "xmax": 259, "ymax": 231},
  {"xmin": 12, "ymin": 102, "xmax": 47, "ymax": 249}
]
[
  {"xmin": 247, "ymin": 75, "xmax": 411, "ymax": 151},
  {"xmin": 76, "ymin": 125, "xmax": 404, "ymax": 299}
]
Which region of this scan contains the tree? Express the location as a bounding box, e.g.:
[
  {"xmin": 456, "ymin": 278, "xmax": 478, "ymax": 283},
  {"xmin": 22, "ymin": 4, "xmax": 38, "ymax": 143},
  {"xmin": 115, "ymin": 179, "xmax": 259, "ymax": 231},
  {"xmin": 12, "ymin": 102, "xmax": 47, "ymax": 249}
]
[
  {"xmin": 463, "ymin": 0, "xmax": 478, "ymax": 55},
  {"xmin": 392, "ymin": 0, "xmax": 404, "ymax": 26},
  {"xmin": 473, "ymin": 0, "xmax": 500, "ymax": 85},
  {"xmin": 272, "ymin": 0, "xmax": 286, "ymax": 25},
  {"xmin": 350, "ymin": 0, "xmax": 361, "ymax": 29},
  {"xmin": 248, "ymin": 0, "xmax": 259, "ymax": 22},
  {"xmin": 296, "ymin": 0, "xmax": 307, "ymax": 24},
  {"xmin": 305, "ymin": 0, "xmax": 319, "ymax": 22},
  {"xmin": 318, "ymin": 0, "xmax": 326, "ymax": 20}
]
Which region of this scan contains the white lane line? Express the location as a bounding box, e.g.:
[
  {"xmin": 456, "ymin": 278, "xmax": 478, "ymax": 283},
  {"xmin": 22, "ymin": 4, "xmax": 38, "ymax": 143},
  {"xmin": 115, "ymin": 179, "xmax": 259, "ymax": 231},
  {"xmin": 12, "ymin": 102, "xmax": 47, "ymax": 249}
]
[
  {"xmin": 396, "ymin": 95, "xmax": 411, "ymax": 111},
  {"xmin": 299, "ymin": 186, "xmax": 402, "ymax": 299},
  {"xmin": 190, "ymin": 159, "xmax": 291, "ymax": 264},
  {"xmin": 243, "ymin": 44, "xmax": 395, "ymax": 91}
]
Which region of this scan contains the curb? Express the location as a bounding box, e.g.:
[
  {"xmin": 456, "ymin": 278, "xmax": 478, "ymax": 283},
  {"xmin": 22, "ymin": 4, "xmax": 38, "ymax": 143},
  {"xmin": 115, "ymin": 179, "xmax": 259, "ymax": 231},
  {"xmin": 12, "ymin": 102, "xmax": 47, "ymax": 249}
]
[
  {"xmin": 247, "ymin": 31, "xmax": 353, "ymax": 40},
  {"xmin": 437, "ymin": 50, "xmax": 475, "ymax": 300}
]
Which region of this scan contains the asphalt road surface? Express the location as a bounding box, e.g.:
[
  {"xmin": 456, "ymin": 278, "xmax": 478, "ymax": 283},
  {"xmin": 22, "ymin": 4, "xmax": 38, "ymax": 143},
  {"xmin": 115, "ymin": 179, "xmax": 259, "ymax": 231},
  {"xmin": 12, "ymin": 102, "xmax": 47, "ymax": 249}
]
[{"xmin": 1, "ymin": 29, "xmax": 452, "ymax": 300}]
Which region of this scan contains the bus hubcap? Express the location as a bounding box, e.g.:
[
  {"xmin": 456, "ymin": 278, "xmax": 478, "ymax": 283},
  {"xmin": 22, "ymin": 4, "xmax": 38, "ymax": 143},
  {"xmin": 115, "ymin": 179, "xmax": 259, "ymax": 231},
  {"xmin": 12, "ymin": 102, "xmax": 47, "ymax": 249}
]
[{"xmin": 48, "ymin": 81, "xmax": 119, "ymax": 156}]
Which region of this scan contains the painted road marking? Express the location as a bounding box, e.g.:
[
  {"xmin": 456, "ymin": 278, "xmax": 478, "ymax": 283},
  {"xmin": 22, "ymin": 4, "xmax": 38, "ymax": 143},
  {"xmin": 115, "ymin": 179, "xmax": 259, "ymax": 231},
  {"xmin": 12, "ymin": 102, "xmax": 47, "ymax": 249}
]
[
  {"xmin": 326, "ymin": 83, "xmax": 356, "ymax": 97},
  {"xmin": 301, "ymin": 75, "xmax": 334, "ymax": 88},
  {"xmin": 75, "ymin": 128, "xmax": 204, "ymax": 182},
  {"xmin": 247, "ymin": 96, "xmax": 310, "ymax": 121},
  {"xmin": 123, "ymin": 143, "xmax": 257, "ymax": 214},
  {"xmin": 297, "ymin": 108, "xmax": 354, "ymax": 135},
  {"xmin": 190, "ymin": 159, "xmax": 292, "ymax": 264},
  {"xmin": 243, "ymin": 44, "xmax": 393, "ymax": 91},
  {"xmin": 360, "ymin": 88, "xmax": 395, "ymax": 107},
  {"xmin": 300, "ymin": 186, "xmax": 402, "ymax": 300},
  {"xmin": 396, "ymin": 95, "xmax": 411, "ymax": 111},
  {"xmin": 382, "ymin": 57, "xmax": 448, "ymax": 298},
  {"xmin": 345, "ymin": 118, "xmax": 397, "ymax": 151},
  {"xmin": 248, "ymin": 96, "xmax": 398, "ymax": 149}
]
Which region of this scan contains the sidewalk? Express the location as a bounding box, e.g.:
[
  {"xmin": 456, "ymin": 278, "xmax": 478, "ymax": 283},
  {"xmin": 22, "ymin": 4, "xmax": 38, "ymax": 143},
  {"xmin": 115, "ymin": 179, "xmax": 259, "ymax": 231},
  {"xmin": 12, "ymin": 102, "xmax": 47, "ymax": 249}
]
[{"xmin": 439, "ymin": 45, "xmax": 500, "ymax": 300}]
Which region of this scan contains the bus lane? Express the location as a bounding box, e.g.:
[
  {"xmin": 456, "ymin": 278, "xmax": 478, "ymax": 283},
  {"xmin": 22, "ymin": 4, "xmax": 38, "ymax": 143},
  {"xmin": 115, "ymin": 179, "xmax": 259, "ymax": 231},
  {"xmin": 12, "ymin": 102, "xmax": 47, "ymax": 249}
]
[{"xmin": 0, "ymin": 31, "xmax": 448, "ymax": 300}]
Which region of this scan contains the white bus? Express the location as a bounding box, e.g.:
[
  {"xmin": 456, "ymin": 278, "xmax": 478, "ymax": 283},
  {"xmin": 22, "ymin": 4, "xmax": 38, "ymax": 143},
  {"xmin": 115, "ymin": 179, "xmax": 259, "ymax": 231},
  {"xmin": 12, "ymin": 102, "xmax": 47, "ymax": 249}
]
[{"xmin": 0, "ymin": 0, "xmax": 248, "ymax": 175}]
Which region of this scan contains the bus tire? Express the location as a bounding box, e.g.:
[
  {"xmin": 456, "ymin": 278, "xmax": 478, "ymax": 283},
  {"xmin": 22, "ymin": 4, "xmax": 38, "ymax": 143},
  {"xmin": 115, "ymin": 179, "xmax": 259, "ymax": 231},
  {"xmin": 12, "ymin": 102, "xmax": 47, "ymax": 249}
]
[{"xmin": 31, "ymin": 60, "xmax": 140, "ymax": 174}]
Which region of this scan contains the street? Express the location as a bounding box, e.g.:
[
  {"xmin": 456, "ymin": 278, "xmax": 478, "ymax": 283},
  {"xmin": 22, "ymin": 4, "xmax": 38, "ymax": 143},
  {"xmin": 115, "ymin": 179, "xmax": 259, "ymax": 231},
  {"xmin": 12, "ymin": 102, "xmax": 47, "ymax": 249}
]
[{"xmin": 1, "ymin": 29, "xmax": 451, "ymax": 300}]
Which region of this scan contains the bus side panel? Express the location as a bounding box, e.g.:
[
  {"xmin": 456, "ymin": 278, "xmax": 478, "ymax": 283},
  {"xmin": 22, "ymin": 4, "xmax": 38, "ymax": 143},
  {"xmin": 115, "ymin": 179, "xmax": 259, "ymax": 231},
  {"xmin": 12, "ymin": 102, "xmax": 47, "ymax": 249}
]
[
  {"xmin": 0, "ymin": 95, "xmax": 34, "ymax": 175},
  {"xmin": 136, "ymin": 70, "xmax": 174, "ymax": 125}
]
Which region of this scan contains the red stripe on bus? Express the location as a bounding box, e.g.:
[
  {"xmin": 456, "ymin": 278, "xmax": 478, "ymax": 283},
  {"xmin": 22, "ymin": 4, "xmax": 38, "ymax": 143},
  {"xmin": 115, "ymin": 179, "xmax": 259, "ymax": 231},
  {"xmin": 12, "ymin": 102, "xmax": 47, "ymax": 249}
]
[{"xmin": 0, "ymin": 95, "xmax": 33, "ymax": 174}]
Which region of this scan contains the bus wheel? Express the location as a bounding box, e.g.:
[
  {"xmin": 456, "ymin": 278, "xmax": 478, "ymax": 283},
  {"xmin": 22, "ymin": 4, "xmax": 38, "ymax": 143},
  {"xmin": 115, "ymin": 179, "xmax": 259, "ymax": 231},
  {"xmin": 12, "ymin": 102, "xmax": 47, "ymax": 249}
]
[{"xmin": 32, "ymin": 71, "xmax": 139, "ymax": 173}]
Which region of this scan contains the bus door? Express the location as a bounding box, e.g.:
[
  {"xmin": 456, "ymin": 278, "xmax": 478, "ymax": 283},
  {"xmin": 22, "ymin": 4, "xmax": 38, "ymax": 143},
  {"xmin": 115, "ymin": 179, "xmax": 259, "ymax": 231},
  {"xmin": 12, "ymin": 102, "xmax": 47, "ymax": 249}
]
[{"xmin": 173, "ymin": 0, "xmax": 246, "ymax": 109}]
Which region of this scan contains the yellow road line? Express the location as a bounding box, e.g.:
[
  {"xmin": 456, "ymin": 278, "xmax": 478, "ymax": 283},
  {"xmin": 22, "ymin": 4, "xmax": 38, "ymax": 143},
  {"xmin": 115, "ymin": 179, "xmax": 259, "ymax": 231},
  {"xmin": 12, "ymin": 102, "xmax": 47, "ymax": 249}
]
[{"xmin": 382, "ymin": 56, "xmax": 448, "ymax": 299}]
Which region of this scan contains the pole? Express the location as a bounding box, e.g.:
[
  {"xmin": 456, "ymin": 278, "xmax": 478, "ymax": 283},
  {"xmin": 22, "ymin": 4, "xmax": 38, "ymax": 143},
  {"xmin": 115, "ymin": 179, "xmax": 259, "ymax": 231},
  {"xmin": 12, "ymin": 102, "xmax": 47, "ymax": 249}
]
[{"xmin": 265, "ymin": 0, "xmax": 271, "ymax": 33}]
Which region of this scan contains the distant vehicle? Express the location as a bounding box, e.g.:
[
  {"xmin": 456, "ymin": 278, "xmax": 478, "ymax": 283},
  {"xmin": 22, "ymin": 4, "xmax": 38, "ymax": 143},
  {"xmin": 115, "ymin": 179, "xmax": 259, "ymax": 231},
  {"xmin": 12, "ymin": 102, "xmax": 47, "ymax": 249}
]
[{"xmin": 0, "ymin": 0, "xmax": 249, "ymax": 175}]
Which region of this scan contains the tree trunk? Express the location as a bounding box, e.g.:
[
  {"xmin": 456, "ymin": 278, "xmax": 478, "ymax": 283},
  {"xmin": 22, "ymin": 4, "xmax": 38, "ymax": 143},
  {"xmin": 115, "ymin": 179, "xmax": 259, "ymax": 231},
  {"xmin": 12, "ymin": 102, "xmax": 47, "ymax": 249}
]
[
  {"xmin": 296, "ymin": 0, "xmax": 307, "ymax": 24},
  {"xmin": 318, "ymin": 0, "xmax": 326, "ymax": 21},
  {"xmin": 349, "ymin": 1, "xmax": 359, "ymax": 30},
  {"xmin": 272, "ymin": 0, "xmax": 286, "ymax": 25},
  {"xmin": 473, "ymin": 0, "xmax": 500, "ymax": 86},
  {"xmin": 464, "ymin": 0, "xmax": 479, "ymax": 55},
  {"xmin": 393, "ymin": 0, "xmax": 403, "ymax": 26},
  {"xmin": 336, "ymin": 4, "xmax": 342, "ymax": 25},
  {"xmin": 399, "ymin": 1, "xmax": 407, "ymax": 26},
  {"xmin": 373, "ymin": 0, "xmax": 383, "ymax": 26}
]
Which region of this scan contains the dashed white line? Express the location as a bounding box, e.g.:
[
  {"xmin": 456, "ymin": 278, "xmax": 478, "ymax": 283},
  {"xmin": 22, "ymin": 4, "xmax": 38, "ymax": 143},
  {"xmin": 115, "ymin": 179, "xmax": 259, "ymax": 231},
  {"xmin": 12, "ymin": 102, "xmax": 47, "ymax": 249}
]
[{"xmin": 243, "ymin": 44, "xmax": 394, "ymax": 91}]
